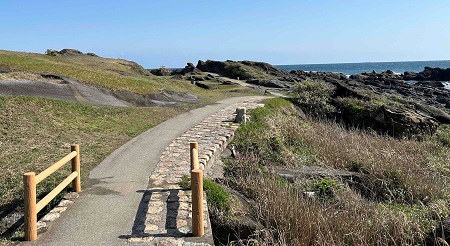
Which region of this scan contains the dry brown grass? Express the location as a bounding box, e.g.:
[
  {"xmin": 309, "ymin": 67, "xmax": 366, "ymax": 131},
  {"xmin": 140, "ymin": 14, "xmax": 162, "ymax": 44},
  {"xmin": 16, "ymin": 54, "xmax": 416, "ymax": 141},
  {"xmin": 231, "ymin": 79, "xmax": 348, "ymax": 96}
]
[
  {"xmin": 266, "ymin": 112, "xmax": 449, "ymax": 203},
  {"xmin": 226, "ymin": 98, "xmax": 450, "ymax": 245},
  {"xmin": 0, "ymin": 71, "xmax": 62, "ymax": 83}
]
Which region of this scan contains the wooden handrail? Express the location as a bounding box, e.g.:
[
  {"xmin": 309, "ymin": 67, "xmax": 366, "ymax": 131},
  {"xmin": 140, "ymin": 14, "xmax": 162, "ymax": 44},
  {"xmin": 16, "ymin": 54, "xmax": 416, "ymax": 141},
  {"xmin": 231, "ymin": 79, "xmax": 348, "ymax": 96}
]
[
  {"xmin": 23, "ymin": 144, "xmax": 81, "ymax": 241},
  {"xmin": 36, "ymin": 171, "xmax": 78, "ymax": 213},
  {"xmin": 35, "ymin": 151, "xmax": 77, "ymax": 184}
]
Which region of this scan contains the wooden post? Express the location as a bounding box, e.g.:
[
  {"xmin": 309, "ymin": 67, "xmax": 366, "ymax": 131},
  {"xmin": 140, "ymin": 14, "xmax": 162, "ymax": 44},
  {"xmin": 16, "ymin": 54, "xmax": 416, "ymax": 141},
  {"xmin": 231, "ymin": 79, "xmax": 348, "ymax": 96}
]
[
  {"xmin": 191, "ymin": 169, "xmax": 204, "ymax": 237},
  {"xmin": 24, "ymin": 172, "xmax": 37, "ymax": 241},
  {"xmin": 71, "ymin": 144, "xmax": 81, "ymax": 192},
  {"xmin": 190, "ymin": 142, "xmax": 199, "ymax": 170}
]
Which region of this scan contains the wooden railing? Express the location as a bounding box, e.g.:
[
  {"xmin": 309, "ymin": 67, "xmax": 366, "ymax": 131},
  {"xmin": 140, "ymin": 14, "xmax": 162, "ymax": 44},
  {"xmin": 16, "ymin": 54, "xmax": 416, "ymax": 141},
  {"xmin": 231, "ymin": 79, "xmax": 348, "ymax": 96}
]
[
  {"xmin": 23, "ymin": 144, "xmax": 81, "ymax": 241},
  {"xmin": 190, "ymin": 142, "xmax": 204, "ymax": 237}
]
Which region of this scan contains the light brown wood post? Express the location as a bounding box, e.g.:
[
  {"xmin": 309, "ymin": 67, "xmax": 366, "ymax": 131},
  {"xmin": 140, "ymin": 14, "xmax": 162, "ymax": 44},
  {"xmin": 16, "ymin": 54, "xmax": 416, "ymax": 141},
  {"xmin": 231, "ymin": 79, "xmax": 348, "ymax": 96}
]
[
  {"xmin": 190, "ymin": 142, "xmax": 199, "ymax": 170},
  {"xmin": 24, "ymin": 172, "xmax": 37, "ymax": 241},
  {"xmin": 71, "ymin": 144, "xmax": 81, "ymax": 192},
  {"xmin": 191, "ymin": 169, "xmax": 204, "ymax": 237}
]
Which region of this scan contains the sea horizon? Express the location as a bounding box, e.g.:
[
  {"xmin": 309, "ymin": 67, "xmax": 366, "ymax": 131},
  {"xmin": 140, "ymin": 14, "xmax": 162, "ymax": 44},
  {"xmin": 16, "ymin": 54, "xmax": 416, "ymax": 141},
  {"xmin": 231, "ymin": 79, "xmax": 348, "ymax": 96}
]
[{"xmin": 276, "ymin": 59, "xmax": 450, "ymax": 75}]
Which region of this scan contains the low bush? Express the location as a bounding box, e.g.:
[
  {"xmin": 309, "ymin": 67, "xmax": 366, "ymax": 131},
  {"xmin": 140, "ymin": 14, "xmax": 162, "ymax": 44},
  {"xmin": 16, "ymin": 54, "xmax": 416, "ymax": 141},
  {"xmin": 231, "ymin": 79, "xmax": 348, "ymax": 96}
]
[
  {"xmin": 291, "ymin": 79, "xmax": 336, "ymax": 116},
  {"xmin": 45, "ymin": 49, "xmax": 59, "ymax": 56}
]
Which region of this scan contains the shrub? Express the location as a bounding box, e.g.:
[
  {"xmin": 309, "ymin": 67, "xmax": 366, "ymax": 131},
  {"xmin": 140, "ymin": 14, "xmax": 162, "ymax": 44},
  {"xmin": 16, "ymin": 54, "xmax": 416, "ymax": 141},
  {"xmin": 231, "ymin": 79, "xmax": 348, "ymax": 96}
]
[
  {"xmin": 312, "ymin": 177, "xmax": 340, "ymax": 200},
  {"xmin": 203, "ymin": 179, "xmax": 231, "ymax": 214},
  {"xmin": 45, "ymin": 49, "xmax": 59, "ymax": 56},
  {"xmin": 291, "ymin": 79, "xmax": 336, "ymax": 116}
]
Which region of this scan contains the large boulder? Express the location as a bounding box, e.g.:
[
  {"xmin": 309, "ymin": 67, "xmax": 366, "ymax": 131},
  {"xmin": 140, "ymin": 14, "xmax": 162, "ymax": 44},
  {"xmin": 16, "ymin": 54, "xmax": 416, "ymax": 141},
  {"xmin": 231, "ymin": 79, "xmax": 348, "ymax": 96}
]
[
  {"xmin": 149, "ymin": 67, "xmax": 171, "ymax": 76},
  {"xmin": 374, "ymin": 105, "xmax": 439, "ymax": 136},
  {"xmin": 181, "ymin": 62, "xmax": 202, "ymax": 74}
]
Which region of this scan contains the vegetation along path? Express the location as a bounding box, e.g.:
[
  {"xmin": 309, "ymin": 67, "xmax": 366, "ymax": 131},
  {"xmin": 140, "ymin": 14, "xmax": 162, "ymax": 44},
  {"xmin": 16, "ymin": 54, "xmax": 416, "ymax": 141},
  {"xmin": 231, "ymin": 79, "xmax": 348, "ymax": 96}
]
[{"xmin": 22, "ymin": 96, "xmax": 266, "ymax": 246}]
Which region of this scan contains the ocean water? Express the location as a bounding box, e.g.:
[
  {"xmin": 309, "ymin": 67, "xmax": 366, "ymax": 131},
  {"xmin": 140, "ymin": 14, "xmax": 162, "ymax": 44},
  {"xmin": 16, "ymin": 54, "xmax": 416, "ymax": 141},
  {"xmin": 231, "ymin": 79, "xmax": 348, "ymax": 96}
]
[{"xmin": 276, "ymin": 60, "xmax": 450, "ymax": 75}]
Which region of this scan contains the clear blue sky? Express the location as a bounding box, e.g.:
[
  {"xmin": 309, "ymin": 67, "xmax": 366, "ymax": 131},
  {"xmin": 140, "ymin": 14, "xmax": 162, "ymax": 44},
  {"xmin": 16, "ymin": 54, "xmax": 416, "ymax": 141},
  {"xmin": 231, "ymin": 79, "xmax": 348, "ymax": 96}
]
[{"xmin": 1, "ymin": 0, "xmax": 449, "ymax": 68}]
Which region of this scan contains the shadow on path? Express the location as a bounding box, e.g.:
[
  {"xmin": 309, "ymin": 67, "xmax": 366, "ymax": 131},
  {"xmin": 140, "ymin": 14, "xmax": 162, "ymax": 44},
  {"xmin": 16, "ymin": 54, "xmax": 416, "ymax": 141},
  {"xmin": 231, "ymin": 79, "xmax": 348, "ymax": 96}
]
[{"xmin": 119, "ymin": 188, "xmax": 192, "ymax": 240}]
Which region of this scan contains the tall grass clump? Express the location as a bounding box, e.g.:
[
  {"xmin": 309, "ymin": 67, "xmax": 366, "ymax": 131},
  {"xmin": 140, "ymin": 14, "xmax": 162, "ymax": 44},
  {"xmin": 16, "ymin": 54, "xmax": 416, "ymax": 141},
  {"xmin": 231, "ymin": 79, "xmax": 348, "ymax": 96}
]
[{"xmin": 226, "ymin": 98, "xmax": 450, "ymax": 245}]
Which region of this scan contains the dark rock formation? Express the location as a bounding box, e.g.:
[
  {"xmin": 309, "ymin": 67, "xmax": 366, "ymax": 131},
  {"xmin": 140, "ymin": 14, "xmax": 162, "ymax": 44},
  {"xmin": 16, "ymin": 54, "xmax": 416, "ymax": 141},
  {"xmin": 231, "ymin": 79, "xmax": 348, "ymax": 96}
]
[
  {"xmin": 403, "ymin": 67, "xmax": 450, "ymax": 81},
  {"xmin": 86, "ymin": 52, "xmax": 98, "ymax": 57},
  {"xmin": 374, "ymin": 105, "xmax": 439, "ymax": 136},
  {"xmin": 171, "ymin": 63, "xmax": 202, "ymax": 75},
  {"xmin": 183, "ymin": 63, "xmax": 202, "ymax": 74},
  {"xmin": 196, "ymin": 60, "xmax": 227, "ymax": 74},
  {"xmin": 196, "ymin": 59, "xmax": 293, "ymax": 81},
  {"xmin": 59, "ymin": 49, "xmax": 83, "ymax": 55},
  {"xmin": 149, "ymin": 67, "xmax": 171, "ymax": 76}
]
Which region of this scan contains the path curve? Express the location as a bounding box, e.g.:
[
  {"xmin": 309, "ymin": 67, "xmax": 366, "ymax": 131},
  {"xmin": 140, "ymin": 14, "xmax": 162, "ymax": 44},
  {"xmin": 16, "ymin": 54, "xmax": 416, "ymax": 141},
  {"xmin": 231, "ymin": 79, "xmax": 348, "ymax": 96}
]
[{"xmin": 22, "ymin": 96, "xmax": 267, "ymax": 246}]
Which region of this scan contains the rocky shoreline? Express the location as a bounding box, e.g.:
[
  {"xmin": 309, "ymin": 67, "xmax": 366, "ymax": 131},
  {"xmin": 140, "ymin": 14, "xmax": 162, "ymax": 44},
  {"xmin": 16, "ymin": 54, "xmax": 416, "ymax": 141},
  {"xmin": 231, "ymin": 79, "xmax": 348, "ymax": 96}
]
[{"xmin": 151, "ymin": 59, "xmax": 450, "ymax": 138}]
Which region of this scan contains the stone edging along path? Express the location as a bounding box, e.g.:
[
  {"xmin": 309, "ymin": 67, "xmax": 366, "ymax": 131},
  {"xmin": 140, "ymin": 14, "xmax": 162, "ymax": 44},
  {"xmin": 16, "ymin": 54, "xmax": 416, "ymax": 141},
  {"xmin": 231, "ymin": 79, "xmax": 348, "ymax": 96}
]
[{"xmin": 127, "ymin": 98, "xmax": 265, "ymax": 245}]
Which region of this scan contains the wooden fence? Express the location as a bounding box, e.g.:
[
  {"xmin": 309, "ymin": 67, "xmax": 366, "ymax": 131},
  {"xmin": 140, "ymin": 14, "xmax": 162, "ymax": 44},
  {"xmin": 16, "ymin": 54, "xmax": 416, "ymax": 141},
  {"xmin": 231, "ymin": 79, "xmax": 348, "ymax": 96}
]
[{"xmin": 23, "ymin": 144, "xmax": 81, "ymax": 241}]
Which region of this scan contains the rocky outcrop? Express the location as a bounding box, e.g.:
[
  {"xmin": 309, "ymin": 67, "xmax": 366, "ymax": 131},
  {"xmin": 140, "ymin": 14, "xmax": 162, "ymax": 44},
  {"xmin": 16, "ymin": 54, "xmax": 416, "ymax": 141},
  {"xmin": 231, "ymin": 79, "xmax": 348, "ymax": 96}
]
[
  {"xmin": 149, "ymin": 66, "xmax": 172, "ymax": 76},
  {"xmin": 58, "ymin": 49, "xmax": 83, "ymax": 55},
  {"xmin": 374, "ymin": 105, "xmax": 439, "ymax": 136},
  {"xmin": 86, "ymin": 52, "xmax": 98, "ymax": 57},
  {"xmin": 196, "ymin": 60, "xmax": 227, "ymax": 74},
  {"xmin": 403, "ymin": 67, "xmax": 450, "ymax": 81},
  {"xmin": 196, "ymin": 60, "xmax": 292, "ymax": 81},
  {"xmin": 180, "ymin": 62, "xmax": 202, "ymax": 74},
  {"xmin": 170, "ymin": 63, "xmax": 203, "ymax": 75}
]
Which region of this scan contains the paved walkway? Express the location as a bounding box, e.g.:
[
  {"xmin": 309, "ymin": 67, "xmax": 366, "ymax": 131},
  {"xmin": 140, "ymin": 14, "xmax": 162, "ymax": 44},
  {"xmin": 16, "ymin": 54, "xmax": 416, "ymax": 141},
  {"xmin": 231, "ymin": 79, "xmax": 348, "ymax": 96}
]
[{"xmin": 23, "ymin": 96, "xmax": 266, "ymax": 246}]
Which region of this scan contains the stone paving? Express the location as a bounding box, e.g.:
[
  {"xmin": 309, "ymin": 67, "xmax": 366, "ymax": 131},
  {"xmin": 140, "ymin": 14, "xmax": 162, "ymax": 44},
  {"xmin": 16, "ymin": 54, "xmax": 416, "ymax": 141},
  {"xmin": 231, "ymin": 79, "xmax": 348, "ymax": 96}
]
[{"xmin": 127, "ymin": 98, "xmax": 265, "ymax": 245}]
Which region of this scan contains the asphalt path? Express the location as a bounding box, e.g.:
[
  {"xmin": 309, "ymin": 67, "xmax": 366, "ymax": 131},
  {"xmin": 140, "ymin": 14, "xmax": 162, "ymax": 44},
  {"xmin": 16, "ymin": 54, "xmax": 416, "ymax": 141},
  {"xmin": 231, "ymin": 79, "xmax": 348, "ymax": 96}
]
[{"xmin": 22, "ymin": 96, "xmax": 264, "ymax": 246}]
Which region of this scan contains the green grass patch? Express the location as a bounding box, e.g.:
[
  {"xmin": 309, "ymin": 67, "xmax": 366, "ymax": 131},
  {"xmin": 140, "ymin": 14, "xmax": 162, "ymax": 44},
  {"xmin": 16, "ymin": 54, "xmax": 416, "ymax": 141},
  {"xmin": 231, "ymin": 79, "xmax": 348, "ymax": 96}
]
[
  {"xmin": 179, "ymin": 176, "xmax": 231, "ymax": 214},
  {"xmin": 0, "ymin": 96, "xmax": 186, "ymax": 211}
]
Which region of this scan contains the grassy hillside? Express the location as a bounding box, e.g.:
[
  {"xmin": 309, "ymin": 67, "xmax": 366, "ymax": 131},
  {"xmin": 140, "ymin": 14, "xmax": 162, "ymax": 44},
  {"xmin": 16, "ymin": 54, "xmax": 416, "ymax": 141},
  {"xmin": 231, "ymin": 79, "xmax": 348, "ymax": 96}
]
[{"xmin": 0, "ymin": 50, "xmax": 254, "ymax": 99}]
